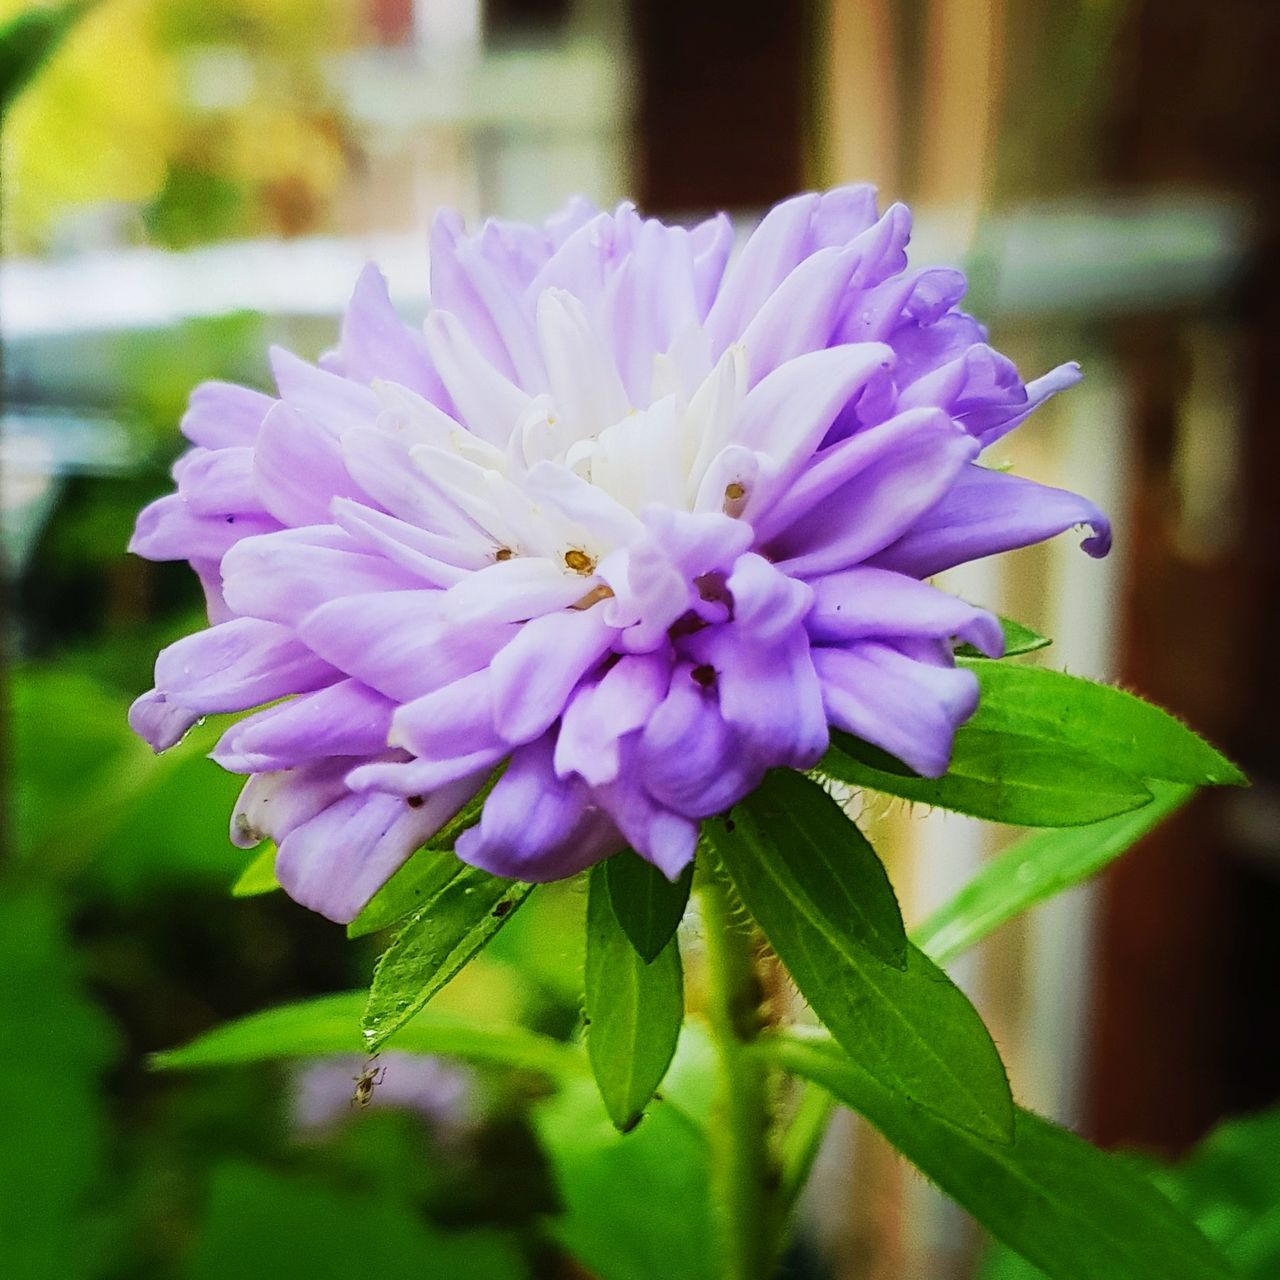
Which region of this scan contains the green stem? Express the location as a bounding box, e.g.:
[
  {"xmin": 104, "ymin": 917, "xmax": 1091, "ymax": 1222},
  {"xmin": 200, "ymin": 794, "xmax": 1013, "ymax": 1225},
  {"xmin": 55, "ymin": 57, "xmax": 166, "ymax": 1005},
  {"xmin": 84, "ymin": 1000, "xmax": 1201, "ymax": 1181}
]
[
  {"xmin": 777, "ymin": 1081, "xmax": 837, "ymax": 1221},
  {"xmin": 697, "ymin": 865, "xmax": 778, "ymax": 1280}
]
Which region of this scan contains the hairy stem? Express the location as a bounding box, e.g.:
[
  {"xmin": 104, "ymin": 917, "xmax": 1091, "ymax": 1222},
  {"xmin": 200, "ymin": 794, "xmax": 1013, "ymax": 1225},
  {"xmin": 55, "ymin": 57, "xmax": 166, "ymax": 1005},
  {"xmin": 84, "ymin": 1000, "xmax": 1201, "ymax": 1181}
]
[{"xmin": 697, "ymin": 864, "xmax": 778, "ymax": 1280}]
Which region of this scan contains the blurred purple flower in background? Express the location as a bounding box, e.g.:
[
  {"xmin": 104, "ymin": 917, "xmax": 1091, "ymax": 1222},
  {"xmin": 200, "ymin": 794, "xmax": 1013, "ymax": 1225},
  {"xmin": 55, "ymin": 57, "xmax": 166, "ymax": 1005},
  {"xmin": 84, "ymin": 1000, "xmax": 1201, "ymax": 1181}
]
[
  {"xmin": 292, "ymin": 1053, "xmax": 474, "ymax": 1140},
  {"xmin": 129, "ymin": 185, "xmax": 1109, "ymax": 921}
]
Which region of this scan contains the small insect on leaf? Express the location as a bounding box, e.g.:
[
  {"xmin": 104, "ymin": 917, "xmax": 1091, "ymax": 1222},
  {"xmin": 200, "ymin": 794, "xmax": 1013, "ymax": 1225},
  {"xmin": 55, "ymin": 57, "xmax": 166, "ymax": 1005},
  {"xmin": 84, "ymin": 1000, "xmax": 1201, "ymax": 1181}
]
[{"xmin": 351, "ymin": 1056, "xmax": 386, "ymax": 1110}]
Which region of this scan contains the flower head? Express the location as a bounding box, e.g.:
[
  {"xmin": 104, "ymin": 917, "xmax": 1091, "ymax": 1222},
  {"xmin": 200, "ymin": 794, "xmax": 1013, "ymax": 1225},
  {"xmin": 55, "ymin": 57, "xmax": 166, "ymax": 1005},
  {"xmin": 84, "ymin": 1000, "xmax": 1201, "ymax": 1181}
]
[{"xmin": 130, "ymin": 186, "xmax": 1109, "ymax": 921}]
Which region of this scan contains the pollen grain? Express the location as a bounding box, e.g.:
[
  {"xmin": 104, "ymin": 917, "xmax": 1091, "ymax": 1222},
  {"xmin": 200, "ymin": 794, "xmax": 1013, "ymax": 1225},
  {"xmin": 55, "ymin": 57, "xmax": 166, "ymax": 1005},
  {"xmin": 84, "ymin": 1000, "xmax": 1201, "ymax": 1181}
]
[{"xmin": 564, "ymin": 548, "xmax": 596, "ymax": 575}]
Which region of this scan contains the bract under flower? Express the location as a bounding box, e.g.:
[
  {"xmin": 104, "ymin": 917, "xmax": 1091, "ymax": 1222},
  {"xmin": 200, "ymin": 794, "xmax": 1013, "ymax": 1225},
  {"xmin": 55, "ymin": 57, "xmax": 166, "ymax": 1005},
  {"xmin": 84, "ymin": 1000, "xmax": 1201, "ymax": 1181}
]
[{"xmin": 129, "ymin": 186, "xmax": 1109, "ymax": 922}]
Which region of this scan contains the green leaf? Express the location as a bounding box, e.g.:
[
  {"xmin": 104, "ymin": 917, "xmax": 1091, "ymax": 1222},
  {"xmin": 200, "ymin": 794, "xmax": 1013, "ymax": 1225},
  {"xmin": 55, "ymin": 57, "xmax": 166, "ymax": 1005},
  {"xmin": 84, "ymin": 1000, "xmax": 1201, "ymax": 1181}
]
[
  {"xmin": 362, "ymin": 869, "xmax": 532, "ymax": 1053},
  {"xmin": 585, "ymin": 865, "xmax": 684, "ymax": 1131},
  {"xmin": 767, "ymin": 1032, "xmax": 1234, "ymax": 1280},
  {"xmin": 826, "ymin": 729, "xmax": 920, "ymax": 777},
  {"xmin": 819, "ymin": 724, "xmax": 1154, "ymax": 828},
  {"xmin": 982, "ymin": 1102, "xmax": 1280, "ymax": 1278},
  {"xmin": 152, "ymin": 990, "xmax": 585, "ymax": 1080},
  {"xmin": 915, "ymin": 780, "xmax": 1195, "ymax": 966},
  {"xmin": 0, "ymin": 1, "xmax": 93, "ymax": 116},
  {"xmin": 346, "ymin": 850, "xmax": 463, "ymax": 939},
  {"xmin": 346, "ymin": 771, "xmax": 502, "ymax": 938},
  {"xmin": 958, "ymin": 614, "xmax": 1051, "ymax": 659},
  {"xmin": 605, "ymin": 849, "xmax": 693, "ymax": 963},
  {"xmin": 230, "ymin": 845, "xmax": 279, "ymax": 898},
  {"xmin": 721, "ymin": 770, "xmax": 907, "ymax": 970},
  {"xmin": 1170, "ymin": 1107, "xmax": 1280, "ymax": 1280},
  {"xmin": 705, "ymin": 797, "xmax": 1013, "ymax": 1143},
  {"xmin": 534, "ymin": 1028, "xmax": 716, "ymax": 1280},
  {"xmin": 962, "ymin": 661, "xmax": 1246, "ymax": 787}
]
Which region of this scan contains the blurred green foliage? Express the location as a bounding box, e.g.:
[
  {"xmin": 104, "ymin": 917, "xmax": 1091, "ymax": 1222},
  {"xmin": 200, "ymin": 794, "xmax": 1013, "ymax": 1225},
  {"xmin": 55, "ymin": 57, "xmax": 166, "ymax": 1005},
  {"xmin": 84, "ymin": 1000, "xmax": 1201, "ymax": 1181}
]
[
  {"xmin": 187, "ymin": 1163, "xmax": 525, "ymax": 1280},
  {"xmin": 0, "ymin": 892, "xmax": 117, "ymax": 1279},
  {"xmin": 979, "ymin": 1107, "xmax": 1280, "ymax": 1280},
  {"xmin": 0, "ymin": 0, "xmax": 92, "ymax": 115}
]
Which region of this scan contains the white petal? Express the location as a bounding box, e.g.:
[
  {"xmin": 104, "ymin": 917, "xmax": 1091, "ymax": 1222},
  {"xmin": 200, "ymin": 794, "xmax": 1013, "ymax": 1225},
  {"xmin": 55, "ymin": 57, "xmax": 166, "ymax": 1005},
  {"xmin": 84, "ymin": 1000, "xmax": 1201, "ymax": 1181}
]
[
  {"xmin": 536, "ymin": 287, "xmax": 630, "ymax": 442},
  {"xmin": 423, "ymin": 309, "xmax": 531, "ymax": 446}
]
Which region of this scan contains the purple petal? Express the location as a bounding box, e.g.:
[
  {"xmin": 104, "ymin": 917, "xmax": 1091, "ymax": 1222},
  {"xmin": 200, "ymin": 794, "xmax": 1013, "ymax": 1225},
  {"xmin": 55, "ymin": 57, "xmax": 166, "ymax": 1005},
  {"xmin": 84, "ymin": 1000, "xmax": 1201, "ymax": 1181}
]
[
  {"xmin": 212, "ymin": 680, "xmax": 395, "ymax": 773},
  {"xmin": 192, "ymin": 556, "xmax": 234, "ymax": 624},
  {"xmin": 230, "ymin": 758, "xmax": 353, "ymax": 849},
  {"xmin": 814, "ymin": 642, "xmax": 980, "ymax": 778},
  {"xmin": 843, "ymin": 202, "xmax": 912, "ymax": 291},
  {"xmin": 270, "ymin": 346, "xmax": 380, "ymax": 435},
  {"xmin": 809, "ymin": 184, "xmax": 881, "ymax": 249},
  {"xmin": 835, "ymin": 269, "xmax": 948, "ymax": 347},
  {"xmin": 331, "ymin": 500, "xmax": 479, "ymax": 587},
  {"xmin": 252, "ymin": 403, "xmax": 365, "ymax": 527},
  {"xmin": 684, "ymin": 624, "xmax": 828, "ymax": 771},
  {"xmin": 705, "ymin": 192, "xmax": 822, "ymax": 352},
  {"xmin": 968, "ymin": 361, "xmax": 1083, "ymax": 447},
  {"xmin": 337, "ymin": 430, "xmax": 492, "ymax": 549},
  {"xmin": 388, "ymin": 669, "xmax": 503, "ymax": 761},
  {"xmin": 752, "ymin": 408, "xmax": 952, "ymax": 542},
  {"xmin": 453, "ymin": 235, "xmax": 548, "ymax": 391},
  {"xmin": 299, "ymin": 590, "xmax": 517, "ymax": 703},
  {"xmin": 554, "ymin": 652, "xmax": 671, "ymax": 786},
  {"xmin": 638, "ymin": 506, "xmax": 754, "ymax": 580},
  {"xmin": 331, "ymin": 263, "xmax": 451, "ymax": 406},
  {"xmin": 898, "ymin": 343, "xmax": 1023, "ymax": 419},
  {"xmin": 891, "ymin": 310, "xmax": 987, "ymax": 389},
  {"xmin": 151, "ymin": 617, "xmax": 338, "ymax": 716},
  {"xmin": 173, "ymin": 446, "xmax": 260, "ymax": 517},
  {"xmin": 454, "ymin": 736, "xmax": 622, "ymax": 881},
  {"xmin": 806, "ymin": 566, "xmax": 1003, "ymax": 656},
  {"xmin": 690, "ymin": 211, "xmax": 735, "ymax": 317},
  {"xmin": 766, "ymin": 417, "xmax": 979, "ymax": 577},
  {"xmin": 346, "ymin": 747, "xmax": 507, "ymax": 798},
  {"xmin": 733, "ymin": 343, "xmax": 895, "ymax": 497},
  {"xmin": 430, "ymin": 208, "xmax": 523, "ymax": 382},
  {"xmin": 475, "ymin": 213, "xmax": 556, "ymax": 291},
  {"xmin": 724, "ymin": 552, "xmax": 813, "ymax": 643},
  {"xmin": 180, "ymin": 381, "xmax": 274, "ymax": 449},
  {"xmin": 277, "ymin": 777, "xmax": 484, "ymax": 923},
  {"xmin": 221, "ymin": 526, "xmax": 419, "ymax": 626},
  {"xmin": 488, "ymin": 606, "xmax": 618, "ymax": 745},
  {"xmin": 735, "ymin": 246, "xmax": 862, "ymax": 384},
  {"xmin": 635, "ymin": 669, "xmax": 767, "ymax": 817},
  {"xmin": 869, "ymin": 464, "xmax": 1111, "ymax": 578},
  {"xmin": 594, "ymin": 766, "xmax": 699, "ymax": 878},
  {"xmin": 527, "ymin": 209, "xmax": 617, "ymax": 310},
  {"xmin": 129, "ymin": 494, "xmax": 279, "ymax": 563},
  {"xmin": 545, "ymin": 195, "xmax": 604, "ymax": 247},
  {"xmin": 438, "ymin": 557, "xmax": 597, "ymax": 626},
  {"xmin": 127, "ymin": 688, "xmax": 202, "ymax": 753}
]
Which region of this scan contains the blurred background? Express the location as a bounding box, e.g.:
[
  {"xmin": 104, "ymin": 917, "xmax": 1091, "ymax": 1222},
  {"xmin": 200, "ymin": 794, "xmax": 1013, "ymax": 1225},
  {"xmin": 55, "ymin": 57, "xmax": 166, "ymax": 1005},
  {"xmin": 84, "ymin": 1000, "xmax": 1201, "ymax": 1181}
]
[{"xmin": 3, "ymin": 1, "xmax": 1279, "ymax": 1277}]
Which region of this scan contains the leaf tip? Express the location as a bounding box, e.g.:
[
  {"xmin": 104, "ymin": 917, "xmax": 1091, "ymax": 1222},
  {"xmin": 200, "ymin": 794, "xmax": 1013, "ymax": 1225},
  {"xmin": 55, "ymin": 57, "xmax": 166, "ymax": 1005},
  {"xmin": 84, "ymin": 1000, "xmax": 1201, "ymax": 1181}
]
[
  {"xmin": 616, "ymin": 1110, "xmax": 645, "ymax": 1134},
  {"xmin": 1215, "ymin": 759, "xmax": 1249, "ymax": 788}
]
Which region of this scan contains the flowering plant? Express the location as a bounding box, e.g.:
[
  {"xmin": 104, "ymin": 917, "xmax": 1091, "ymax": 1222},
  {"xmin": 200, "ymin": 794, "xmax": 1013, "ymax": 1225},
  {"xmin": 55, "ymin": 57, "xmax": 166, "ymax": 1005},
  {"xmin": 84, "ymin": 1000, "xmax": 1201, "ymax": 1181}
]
[{"xmin": 136, "ymin": 188, "xmax": 1244, "ymax": 1280}]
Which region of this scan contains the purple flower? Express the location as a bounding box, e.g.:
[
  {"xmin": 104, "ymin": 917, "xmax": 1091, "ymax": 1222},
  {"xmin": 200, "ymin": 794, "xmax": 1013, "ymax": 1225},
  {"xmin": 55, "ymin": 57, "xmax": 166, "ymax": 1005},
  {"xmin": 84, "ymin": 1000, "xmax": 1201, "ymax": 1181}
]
[{"xmin": 129, "ymin": 187, "xmax": 1109, "ymax": 922}]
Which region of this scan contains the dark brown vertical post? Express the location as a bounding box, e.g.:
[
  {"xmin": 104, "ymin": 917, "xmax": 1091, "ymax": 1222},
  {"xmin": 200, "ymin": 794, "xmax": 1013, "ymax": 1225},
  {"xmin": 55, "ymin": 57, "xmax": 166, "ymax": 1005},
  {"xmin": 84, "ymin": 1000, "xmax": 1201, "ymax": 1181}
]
[{"xmin": 632, "ymin": 0, "xmax": 808, "ymax": 214}]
